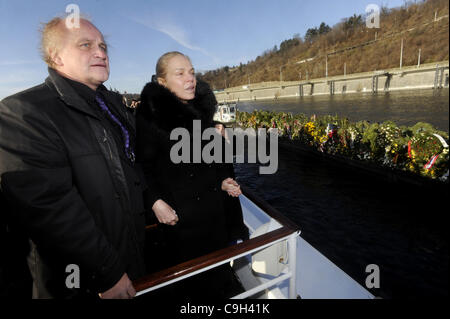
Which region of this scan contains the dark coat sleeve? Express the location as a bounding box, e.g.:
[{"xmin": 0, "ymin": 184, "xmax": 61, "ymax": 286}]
[
  {"xmin": 223, "ymin": 195, "xmax": 249, "ymax": 242},
  {"xmin": 212, "ymin": 131, "xmax": 249, "ymax": 242},
  {"xmin": 135, "ymin": 112, "xmax": 167, "ymax": 214},
  {"xmin": 0, "ymin": 97, "xmax": 126, "ymax": 293},
  {"xmin": 217, "ymin": 163, "xmax": 249, "ymax": 243}
]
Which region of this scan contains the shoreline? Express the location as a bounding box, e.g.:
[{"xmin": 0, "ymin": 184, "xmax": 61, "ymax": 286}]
[
  {"xmin": 221, "ymin": 85, "xmax": 450, "ymax": 102},
  {"xmin": 215, "ymin": 61, "xmax": 450, "ymax": 103}
]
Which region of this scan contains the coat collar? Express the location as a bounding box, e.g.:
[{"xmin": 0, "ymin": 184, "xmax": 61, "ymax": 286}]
[
  {"xmin": 137, "ymin": 79, "xmax": 217, "ymax": 134},
  {"xmin": 45, "ymin": 67, "xmax": 108, "ymax": 120}
]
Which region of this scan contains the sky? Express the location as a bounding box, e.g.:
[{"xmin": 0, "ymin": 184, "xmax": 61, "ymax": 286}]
[{"xmin": 0, "ymin": 0, "xmax": 407, "ymax": 98}]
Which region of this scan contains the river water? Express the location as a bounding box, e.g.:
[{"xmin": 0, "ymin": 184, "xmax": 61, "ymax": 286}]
[
  {"xmin": 233, "ymin": 88, "xmax": 449, "ymax": 299},
  {"xmin": 237, "ymin": 88, "xmax": 449, "ymax": 132}
]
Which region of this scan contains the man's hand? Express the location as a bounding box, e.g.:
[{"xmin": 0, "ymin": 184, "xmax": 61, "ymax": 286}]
[
  {"xmin": 152, "ymin": 199, "xmax": 179, "ymax": 225},
  {"xmin": 99, "ymin": 273, "xmax": 136, "ymax": 299},
  {"xmin": 221, "ymin": 178, "xmax": 242, "ymax": 197}
]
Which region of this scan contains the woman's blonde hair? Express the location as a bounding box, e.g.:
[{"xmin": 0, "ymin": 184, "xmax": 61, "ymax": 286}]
[{"xmin": 155, "ymin": 51, "xmax": 192, "ymax": 80}]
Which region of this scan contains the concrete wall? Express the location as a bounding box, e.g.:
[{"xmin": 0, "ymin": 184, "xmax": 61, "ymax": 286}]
[{"xmin": 215, "ymin": 61, "xmax": 449, "ymax": 102}]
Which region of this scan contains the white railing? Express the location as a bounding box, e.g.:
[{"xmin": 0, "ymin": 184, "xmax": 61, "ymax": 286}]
[{"xmin": 134, "ymin": 188, "xmax": 301, "ymax": 299}]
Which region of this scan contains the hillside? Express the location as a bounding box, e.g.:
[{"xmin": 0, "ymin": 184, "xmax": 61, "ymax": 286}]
[{"xmin": 198, "ymin": 0, "xmax": 449, "ymax": 90}]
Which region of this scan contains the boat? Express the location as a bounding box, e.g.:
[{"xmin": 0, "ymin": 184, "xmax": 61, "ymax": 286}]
[
  {"xmin": 213, "ymin": 102, "xmax": 237, "ymax": 125},
  {"xmin": 277, "ymin": 137, "xmax": 449, "ymax": 188},
  {"xmin": 134, "ymin": 185, "xmax": 375, "ymax": 299}
]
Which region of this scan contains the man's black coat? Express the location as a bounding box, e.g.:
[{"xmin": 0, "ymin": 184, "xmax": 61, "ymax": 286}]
[{"xmin": 0, "ymin": 68, "xmax": 147, "ymax": 297}]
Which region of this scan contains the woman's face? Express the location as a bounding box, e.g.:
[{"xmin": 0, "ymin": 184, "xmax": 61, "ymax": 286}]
[{"xmin": 159, "ymin": 55, "xmax": 196, "ymax": 102}]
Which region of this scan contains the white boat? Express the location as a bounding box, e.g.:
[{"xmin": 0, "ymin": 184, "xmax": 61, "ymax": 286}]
[
  {"xmin": 134, "ymin": 186, "xmax": 375, "ymax": 299},
  {"xmin": 213, "ymin": 103, "xmax": 237, "ymax": 125}
]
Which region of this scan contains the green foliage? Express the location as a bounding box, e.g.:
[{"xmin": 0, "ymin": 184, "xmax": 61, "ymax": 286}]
[
  {"xmin": 344, "ymin": 14, "xmax": 363, "ymax": 31},
  {"xmin": 237, "ymin": 110, "xmax": 449, "ymax": 181},
  {"xmin": 318, "ymin": 22, "xmax": 331, "ymax": 35},
  {"xmin": 304, "ymin": 28, "xmax": 319, "ymax": 43},
  {"xmin": 280, "ymin": 38, "xmax": 301, "ymax": 52}
]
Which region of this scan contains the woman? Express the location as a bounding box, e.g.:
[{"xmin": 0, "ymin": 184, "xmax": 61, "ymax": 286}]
[{"xmin": 135, "ymin": 52, "xmax": 248, "ymax": 298}]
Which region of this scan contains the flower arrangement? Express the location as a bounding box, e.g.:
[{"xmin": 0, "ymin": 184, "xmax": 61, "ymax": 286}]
[{"xmin": 237, "ymin": 110, "xmax": 449, "ymax": 182}]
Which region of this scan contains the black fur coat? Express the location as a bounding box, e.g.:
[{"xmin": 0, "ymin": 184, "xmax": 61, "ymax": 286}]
[
  {"xmin": 135, "ymin": 79, "xmax": 248, "ymax": 269},
  {"xmin": 137, "ymin": 79, "xmax": 217, "ymax": 135}
]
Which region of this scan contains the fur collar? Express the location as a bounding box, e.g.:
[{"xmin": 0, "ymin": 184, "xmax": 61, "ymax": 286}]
[{"xmin": 137, "ymin": 79, "xmax": 217, "ymax": 134}]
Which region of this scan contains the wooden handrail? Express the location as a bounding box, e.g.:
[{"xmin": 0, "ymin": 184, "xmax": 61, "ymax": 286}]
[
  {"xmin": 134, "ymin": 226, "xmax": 295, "ymax": 293},
  {"xmin": 145, "ymin": 223, "xmax": 157, "ymax": 230},
  {"xmin": 134, "ymin": 186, "xmax": 300, "ymax": 294}
]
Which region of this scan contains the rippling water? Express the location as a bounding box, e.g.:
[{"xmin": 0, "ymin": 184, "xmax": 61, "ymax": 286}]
[
  {"xmin": 235, "ymin": 149, "xmax": 448, "ymax": 299},
  {"xmin": 237, "ymin": 88, "xmax": 449, "ymax": 132},
  {"xmin": 233, "ymin": 89, "xmax": 449, "ymax": 299}
]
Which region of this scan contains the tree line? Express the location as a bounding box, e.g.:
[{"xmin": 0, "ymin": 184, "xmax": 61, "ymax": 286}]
[{"xmin": 199, "ymin": 0, "xmax": 449, "ymax": 90}]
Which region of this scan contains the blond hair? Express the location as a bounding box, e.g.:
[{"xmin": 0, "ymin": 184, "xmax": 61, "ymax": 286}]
[
  {"xmin": 39, "ymin": 14, "xmax": 92, "ymax": 68},
  {"xmin": 155, "ymin": 51, "xmax": 192, "ymax": 80}
]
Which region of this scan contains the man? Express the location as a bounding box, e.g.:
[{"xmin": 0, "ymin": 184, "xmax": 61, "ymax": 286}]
[{"xmin": 0, "ymin": 16, "xmax": 146, "ymax": 298}]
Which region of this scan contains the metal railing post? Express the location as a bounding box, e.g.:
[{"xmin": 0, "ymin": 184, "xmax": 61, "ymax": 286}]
[{"xmin": 288, "ymin": 231, "xmax": 300, "ymax": 298}]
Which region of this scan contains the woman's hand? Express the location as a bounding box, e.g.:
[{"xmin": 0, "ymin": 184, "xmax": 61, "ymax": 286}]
[
  {"xmin": 215, "ymin": 123, "xmax": 230, "ymax": 143},
  {"xmin": 221, "ymin": 178, "xmax": 242, "ymax": 197},
  {"xmin": 215, "ymin": 123, "xmax": 225, "ymax": 136},
  {"xmin": 152, "ymin": 199, "xmax": 179, "ymax": 225}
]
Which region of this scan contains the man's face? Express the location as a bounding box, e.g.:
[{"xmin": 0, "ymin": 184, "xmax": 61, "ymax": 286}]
[{"xmin": 54, "ymin": 20, "xmax": 109, "ymax": 90}]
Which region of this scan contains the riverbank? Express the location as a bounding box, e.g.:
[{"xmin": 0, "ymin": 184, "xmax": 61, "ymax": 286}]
[
  {"xmin": 236, "ymin": 88, "xmax": 449, "ymax": 133},
  {"xmin": 215, "ymin": 61, "xmax": 449, "ymax": 102},
  {"xmin": 237, "ymin": 110, "xmax": 449, "ymax": 183}
]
